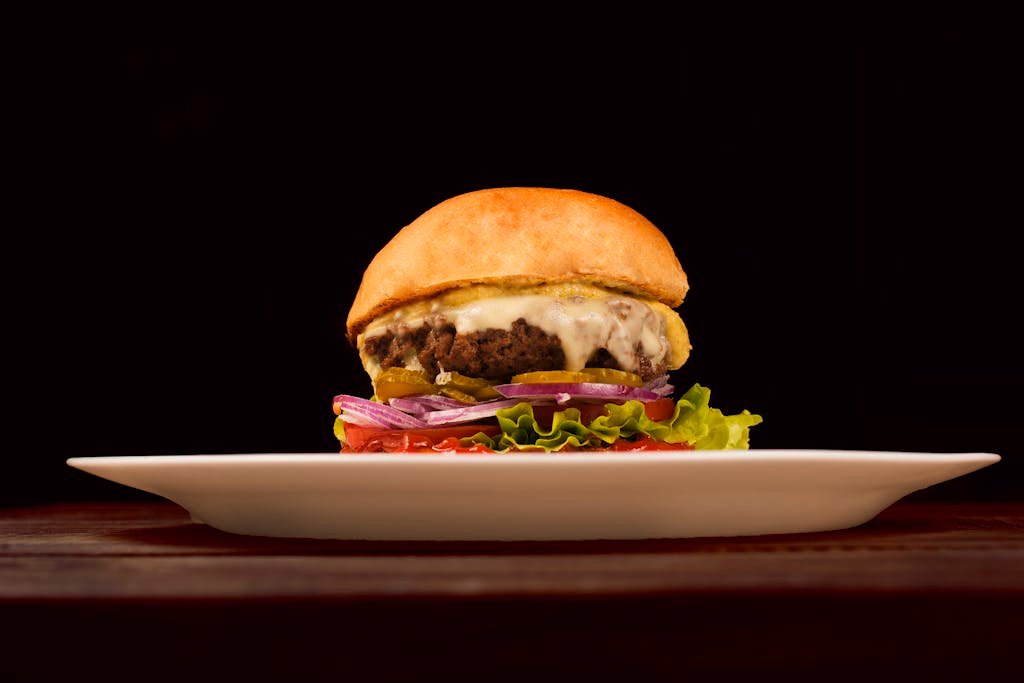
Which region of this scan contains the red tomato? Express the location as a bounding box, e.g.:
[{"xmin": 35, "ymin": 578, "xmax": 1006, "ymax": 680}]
[
  {"xmin": 610, "ymin": 436, "xmax": 691, "ymax": 451},
  {"xmin": 642, "ymin": 398, "xmax": 675, "ymax": 422},
  {"xmin": 431, "ymin": 437, "xmax": 496, "ymax": 453},
  {"xmin": 342, "ymin": 423, "xmax": 501, "ymax": 452}
]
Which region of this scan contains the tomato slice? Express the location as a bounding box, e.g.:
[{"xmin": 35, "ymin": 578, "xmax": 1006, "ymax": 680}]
[
  {"xmin": 642, "ymin": 397, "xmax": 675, "ymax": 422},
  {"xmin": 342, "ymin": 422, "xmax": 501, "ymax": 452},
  {"xmin": 431, "ymin": 437, "xmax": 496, "ymax": 453},
  {"xmin": 610, "ymin": 436, "xmax": 692, "ymax": 451}
]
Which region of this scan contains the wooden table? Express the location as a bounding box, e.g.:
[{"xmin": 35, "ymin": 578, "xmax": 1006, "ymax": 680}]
[{"xmin": 2, "ymin": 502, "xmax": 1022, "ymax": 681}]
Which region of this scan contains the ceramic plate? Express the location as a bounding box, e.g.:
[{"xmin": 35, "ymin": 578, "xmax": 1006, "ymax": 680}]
[{"xmin": 67, "ymin": 450, "xmax": 999, "ymax": 541}]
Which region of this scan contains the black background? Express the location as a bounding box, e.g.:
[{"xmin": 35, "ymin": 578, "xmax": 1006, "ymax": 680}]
[{"xmin": 10, "ymin": 32, "xmax": 1021, "ymax": 505}]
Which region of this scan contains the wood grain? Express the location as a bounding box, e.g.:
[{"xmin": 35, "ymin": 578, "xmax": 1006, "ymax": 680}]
[{"xmin": 2, "ymin": 502, "xmax": 1023, "ymax": 680}]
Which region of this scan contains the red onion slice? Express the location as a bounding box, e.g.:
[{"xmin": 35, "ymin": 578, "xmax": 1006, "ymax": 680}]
[
  {"xmin": 421, "ymin": 399, "xmax": 526, "ymax": 426},
  {"xmin": 337, "ymin": 411, "xmax": 391, "ymax": 428},
  {"xmin": 643, "ymin": 374, "xmax": 670, "ymax": 390},
  {"xmin": 333, "ymin": 394, "xmax": 428, "ymax": 429},
  {"xmin": 388, "ymin": 395, "xmax": 477, "ymax": 414},
  {"xmin": 494, "ymin": 382, "xmax": 661, "ymax": 403},
  {"xmin": 642, "ymin": 375, "xmax": 675, "ymax": 397}
]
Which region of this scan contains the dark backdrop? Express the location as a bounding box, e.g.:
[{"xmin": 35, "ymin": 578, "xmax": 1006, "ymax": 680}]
[{"xmin": 11, "ymin": 34, "xmax": 1020, "ymax": 505}]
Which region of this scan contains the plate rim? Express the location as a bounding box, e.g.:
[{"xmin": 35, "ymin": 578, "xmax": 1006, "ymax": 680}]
[{"xmin": 67, "ymin": 450, "xmax": 1002, "ymax": 468}]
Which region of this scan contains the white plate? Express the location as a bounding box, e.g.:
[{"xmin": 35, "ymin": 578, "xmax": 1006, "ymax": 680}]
[{"xmin": 67, "ymin": 450, "xmax": 999, "ymax": 541}]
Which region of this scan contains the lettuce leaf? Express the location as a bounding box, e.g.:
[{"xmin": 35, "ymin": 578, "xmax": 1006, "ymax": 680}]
[
  {"xmin": 464, "ymin": 383, "xmax": 762, "ymax": 452},
  {"xmin": 493, "ymin": 403, "xmax": 593, "ymax": 451},
  {"xmin": 667, "ymin": 383, "xmax": 762, "ymax": 449}
]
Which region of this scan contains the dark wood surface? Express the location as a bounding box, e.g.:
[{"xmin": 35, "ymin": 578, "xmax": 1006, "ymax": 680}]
[{"xmin": 3, "ymin": 502, "xmax": 1023, "ymax": 681}]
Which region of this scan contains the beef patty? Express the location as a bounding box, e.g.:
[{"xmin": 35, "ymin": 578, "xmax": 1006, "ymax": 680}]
[{"xmin": 362, "ymin": 318, "xmax": 664, "ymax": 381}]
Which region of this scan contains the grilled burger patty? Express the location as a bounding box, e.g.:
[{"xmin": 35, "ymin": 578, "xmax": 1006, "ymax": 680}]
[{"xmin": 362, "ymin": 318, "xmax": 666, "ymax": 382}]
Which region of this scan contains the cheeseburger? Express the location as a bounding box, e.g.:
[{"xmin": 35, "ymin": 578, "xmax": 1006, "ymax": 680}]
[{"xmin": 333, "ymin": 187, "xmax": 761, "ymax": 452}]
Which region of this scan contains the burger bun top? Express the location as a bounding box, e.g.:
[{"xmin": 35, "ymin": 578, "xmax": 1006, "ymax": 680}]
[{"xmin": 347, "ymin": 187, "xmax": 688, "ymax": 341}]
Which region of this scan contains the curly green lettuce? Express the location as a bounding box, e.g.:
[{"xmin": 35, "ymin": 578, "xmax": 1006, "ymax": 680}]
[{"xmin": 474, "ymin": 383, "xmax": 761, "ymax": 452}]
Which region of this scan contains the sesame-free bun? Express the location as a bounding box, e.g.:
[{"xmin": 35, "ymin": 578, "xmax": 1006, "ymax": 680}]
[{"xmin": 346, "ymin": 188, "xmax": 689, "ymax": 341}]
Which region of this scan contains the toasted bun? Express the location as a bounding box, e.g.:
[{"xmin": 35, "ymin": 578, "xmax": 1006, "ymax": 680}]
[{"xmin": 347, "ymin": 188, "xmax": 688, "ymax": 341}]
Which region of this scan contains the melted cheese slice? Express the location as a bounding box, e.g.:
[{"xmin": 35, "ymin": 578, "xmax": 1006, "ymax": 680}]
[{"xmin": 359, "ymin": 284, "xmax": 690, "ymax": 378}]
